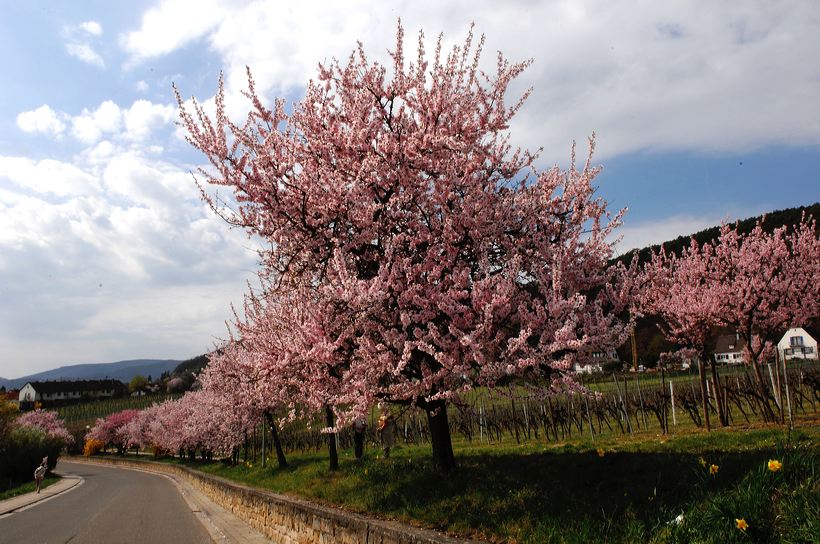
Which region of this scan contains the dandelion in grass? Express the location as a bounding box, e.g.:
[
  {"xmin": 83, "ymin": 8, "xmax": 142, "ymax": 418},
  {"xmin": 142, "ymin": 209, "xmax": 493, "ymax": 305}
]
[
  {"xmin": 735, "ymin": 518, "xmax": 748, "ymax": 532},
  {"xmin": 698, "ymin": 456, "xmax": 707, "ymax": 467},
  {"xmin": 596, "ymin": 448, "xmax": 605, "ymax": 458},
  {"xmin": 709, "ymin": 464, "xmax": 719, "ymax": 476},
  {"xmin": 767, "ymin": 459, "xmax": 782, "ymax": 472}
]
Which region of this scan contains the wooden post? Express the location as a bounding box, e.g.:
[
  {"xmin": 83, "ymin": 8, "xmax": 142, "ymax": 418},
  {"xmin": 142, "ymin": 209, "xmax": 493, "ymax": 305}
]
[
  {"xmin": 780, "ymin": 351, "xmax": 793, "ymax": 428},
  {"xmin": 767, "ymin": 363, "xmax": 781, "ymax": 411},
  {"xmin": 669, "ymin": 381, "xmax": 677, "ymax": 426},
  {"xmin": 774, "ymin": 355, "xmax": 784, "ymax": 424},
  {"xmin": 636, "ymin": 373, "xmax": 647, "ymax": 431}
]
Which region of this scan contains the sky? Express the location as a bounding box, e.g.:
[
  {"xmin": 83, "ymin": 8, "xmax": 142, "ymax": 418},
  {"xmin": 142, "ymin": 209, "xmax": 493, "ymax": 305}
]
[{"xmin": 1, "ymin": 0, "xmax": 819, "ymax": 379}]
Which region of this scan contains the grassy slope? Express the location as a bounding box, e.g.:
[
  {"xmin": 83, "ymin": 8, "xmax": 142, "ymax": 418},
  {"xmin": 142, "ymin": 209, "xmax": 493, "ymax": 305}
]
[{"xmin": 150, "ymin": 419, "xmax": 818, "ymax": 543}]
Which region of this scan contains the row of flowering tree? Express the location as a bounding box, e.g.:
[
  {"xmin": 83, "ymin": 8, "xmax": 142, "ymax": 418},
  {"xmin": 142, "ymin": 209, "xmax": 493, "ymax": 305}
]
[
  {"xmin": 86, "ymin": 392, "xmax": 260, "ymax": 461},
  {"xmin": 635, "ymin": 217, "xmax": 820, "ymax": 429},
  {"xmin": 175, "ymin": 23, "xmax": 633, "ymax": 473}
]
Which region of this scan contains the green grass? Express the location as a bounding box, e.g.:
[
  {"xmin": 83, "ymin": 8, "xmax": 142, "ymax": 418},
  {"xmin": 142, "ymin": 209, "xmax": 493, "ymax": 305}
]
[
  {"xmin": 0, "ymin": 475, "xmax": 60, "ymax": 501},
  {"xmin": 131, "ymin": 421, "xmax": 819, "ymax": 543}
]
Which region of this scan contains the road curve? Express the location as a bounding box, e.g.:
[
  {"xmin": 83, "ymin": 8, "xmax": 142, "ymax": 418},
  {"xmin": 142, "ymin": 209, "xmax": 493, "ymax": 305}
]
[{"xmin": 0, "ymin": 461, "xmax": 213, "ymax": 544}]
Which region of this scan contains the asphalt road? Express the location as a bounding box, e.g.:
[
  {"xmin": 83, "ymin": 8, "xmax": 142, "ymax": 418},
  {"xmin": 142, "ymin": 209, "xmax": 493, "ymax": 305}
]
[{"xmin": 0, "ymin": 461, "xmax": 213, "ymax": 544}]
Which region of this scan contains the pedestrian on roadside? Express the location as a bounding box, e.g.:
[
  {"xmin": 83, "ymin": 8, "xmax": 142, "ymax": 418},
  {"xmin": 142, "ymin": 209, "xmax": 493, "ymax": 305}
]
[
  {"xmin": 353, "ymin": 416, "xmax": 367, "ymax": 459},
  {"xmin": 34, "ymin": 458, "xmax": 48, "ymax": 494},
  {"xmin": 377, "ymin": 403, "xmax": 395, "ymax": 459}
]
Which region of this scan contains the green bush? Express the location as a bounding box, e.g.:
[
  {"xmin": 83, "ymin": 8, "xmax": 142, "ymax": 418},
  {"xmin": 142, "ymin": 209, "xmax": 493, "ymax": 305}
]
[{"xmin": 0, "ymin": 426, "xmax": 63, "ymax": 491}]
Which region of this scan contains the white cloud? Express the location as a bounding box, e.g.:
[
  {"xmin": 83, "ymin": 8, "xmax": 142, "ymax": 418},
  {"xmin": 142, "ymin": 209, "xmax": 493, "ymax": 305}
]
[
  {"xmin": 64, "ymin": 20, "xmax": 105, "ymax": 67},
  {"xmin": 66, "ymin": 42, "xmax": 105, "ymax": 67},
  {"xmin": 0, "ymin": 156, "xmax": 100, "ymax": 197},
  {"xmin": 121, "ymin": 0, "xmax": 225, "ymax": 63},
  {"xmin": 79, "ymin": 21, "xmax": 103, "ymax": 36},
  {"xmin": 135, "ymin": 80, "xmax": 150, "ymax": 93},
  {"xmin": 16, "ymin": 105, "xmax": 66, "ymax": 137},
  {"xmin": 21, "ymin": 99, "xmax": 176, "ymax": 145},
  {"xmin": 0, "ymin": 147, "xmax": 259, "ymax": 377},
  {"xmin": 123, "ymin": 100, "xmax": 176, "ymax": 141},
  {"xmin": 123, "ymin": 0, "xmax": 820, "ymax": 163},
  {"xmin": 71, "ymin": 100, "xmax": 123, "ymax": 144}
]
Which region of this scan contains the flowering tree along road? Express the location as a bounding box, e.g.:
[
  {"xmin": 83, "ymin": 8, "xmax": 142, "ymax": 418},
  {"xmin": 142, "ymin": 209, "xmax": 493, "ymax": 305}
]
[{"xmin": 177, "ymin": 24, "xmax": 631, "ymax": 473}]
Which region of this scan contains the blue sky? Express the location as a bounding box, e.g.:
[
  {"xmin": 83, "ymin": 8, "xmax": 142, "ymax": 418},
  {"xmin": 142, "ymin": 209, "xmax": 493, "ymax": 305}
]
[{"xmin": 1, "ymin": 0, "xmax": 818, "ymax": 378}]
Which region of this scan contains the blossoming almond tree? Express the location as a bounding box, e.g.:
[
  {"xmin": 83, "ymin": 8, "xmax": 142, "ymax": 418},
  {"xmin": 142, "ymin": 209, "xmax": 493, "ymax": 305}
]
[
  {"xmin": 636, "ymin": 241, "xmax": 723, "ymax": 430},
  {"xmin": 199, "ymin": 339, "xmax": 290, "ymax": 467},
  {"xmin": 709, "ymin": 218, "xmax": 820, "ymax": 420},
  {"xmin": 16, "ymin": 409, "xmax": 75, "ymax": 449},
  {"xmin": 86, "ymin": 409, "xmax": 139, "ymax": 454},
  {"xmin": 178, "ymin": 24, "xmax": 631, "ymax": 472}
]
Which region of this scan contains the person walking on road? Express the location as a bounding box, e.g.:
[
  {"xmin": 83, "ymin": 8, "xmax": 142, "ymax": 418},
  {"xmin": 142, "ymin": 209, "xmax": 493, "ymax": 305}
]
[
  {"xmin": 377, "ymin": 403, "xmax": 395, "ymax": 459},
  {"xmin": 34, "ymin": 458, "xmax": 48, "ymax": 493}
]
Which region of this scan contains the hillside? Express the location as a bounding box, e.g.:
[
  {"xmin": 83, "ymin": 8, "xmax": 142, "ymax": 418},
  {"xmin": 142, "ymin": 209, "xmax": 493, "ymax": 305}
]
[
  {"xmin": 0, "ymin": 359, "xmax": 182, "ymax": 390},
  {"xmin": 616, "ymin": 202, "xmax": 820, "ymax": 265}
]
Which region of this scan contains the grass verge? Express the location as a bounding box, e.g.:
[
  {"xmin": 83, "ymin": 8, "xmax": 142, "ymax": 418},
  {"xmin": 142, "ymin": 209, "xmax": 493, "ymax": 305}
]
[
  {"xmin": 0, "ymin": 475, "xmax": 60, "ymax": 502},
  {"xmin": 126, "ymin": 422, "xmax": 817, "ymax": 543}
]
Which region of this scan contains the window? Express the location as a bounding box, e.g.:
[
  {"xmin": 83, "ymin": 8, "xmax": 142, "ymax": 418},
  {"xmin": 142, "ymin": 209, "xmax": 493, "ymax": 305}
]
[{"xmin": 790, "ymin": 336, "xmax": 804, "ymax": 347}]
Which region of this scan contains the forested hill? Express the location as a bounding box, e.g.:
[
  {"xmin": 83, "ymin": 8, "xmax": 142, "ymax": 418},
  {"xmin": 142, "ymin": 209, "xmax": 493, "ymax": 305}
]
[{"xmin": 615, "ymin": 202, "xmax": 820, "ymax": 265}]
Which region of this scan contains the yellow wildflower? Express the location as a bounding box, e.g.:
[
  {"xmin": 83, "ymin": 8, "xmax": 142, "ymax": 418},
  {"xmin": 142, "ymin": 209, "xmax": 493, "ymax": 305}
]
[
  {"xmin": 735, "ymin": 518, "xmax": 748, "ymax": 532},
  {"xmin": 597, "ymin": 448, "xmax": 605, "ymax": 458},
  {"xmin": 767, "ymin": 459, "xmax": 782, "ymax": 472},
  {"xmin": 709, "ymin": 464, "xmax": 719, "ymax": 475},
  {"xmin": 698, "ymin": 456, "xmax": 707, "ymax": 467}
]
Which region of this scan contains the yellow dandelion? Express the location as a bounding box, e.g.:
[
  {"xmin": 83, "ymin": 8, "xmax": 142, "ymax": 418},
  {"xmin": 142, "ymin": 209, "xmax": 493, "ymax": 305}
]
[
  {"xmin": 735, "ymin": 518, "xmax": 748, "ymax": 532},
  {"xmin": 698, "ymin": 456, "xmax": 707, "ymax": 467},
  {"xmin": 767, "ymin": 459, "xmax": 782, "ymax": 472},
  {"xmin": 597, "ymin": 448, "xmax": 605, "ymax": 458},
  {"xmin": 709, "ymin": 464, "xmax": 719, "ymax": 475}
]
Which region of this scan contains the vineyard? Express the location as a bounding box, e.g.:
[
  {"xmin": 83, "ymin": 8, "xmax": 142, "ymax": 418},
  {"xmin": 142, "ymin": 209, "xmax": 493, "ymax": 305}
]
[
  {"xmin": 57, "ymin": 394, "xmax": 181, "ymax": 428},
  {"xmin": 268, "ymin": 361, "xmax": 820, "ymax": 460}
]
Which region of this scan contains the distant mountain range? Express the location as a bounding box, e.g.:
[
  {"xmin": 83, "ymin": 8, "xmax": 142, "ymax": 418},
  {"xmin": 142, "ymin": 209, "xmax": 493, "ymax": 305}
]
[{"xmin": 0, "ymin": 359, "xmax": 182, "ymax": 390}]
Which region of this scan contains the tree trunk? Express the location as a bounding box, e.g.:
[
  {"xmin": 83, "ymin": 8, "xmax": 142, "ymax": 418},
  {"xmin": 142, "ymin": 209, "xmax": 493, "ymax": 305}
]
[
  {"xmin": 264, "ymin": 412, "xmax": 288, "ymax": 469},
  {"xmin": 697, "ymin": 358, "xmax": 711, "ymax": 431},
  {"xmin": 425, "ymin": 399, "xmax": 457, "ymax": 473},
  {"xmin": 325, "ymin": 405, "xmax": 338, "ymax": 471}
]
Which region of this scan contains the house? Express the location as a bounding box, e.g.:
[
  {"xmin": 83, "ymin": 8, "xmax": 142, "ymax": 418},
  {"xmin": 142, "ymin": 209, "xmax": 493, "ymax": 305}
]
[
  {"xmin": 713, "ymin": 333, "xmax": 747, "ymax": 365},
  {"xmin": 18, "ymin": 379, "xmax": 125, "ymax": 409},
  {"xmin": 574, "ymin": 349, "xmax": 620, "ymax": 374},
  {"xmin": 777, "ymin": 327, "xmax": 818, "ymax": 361}
]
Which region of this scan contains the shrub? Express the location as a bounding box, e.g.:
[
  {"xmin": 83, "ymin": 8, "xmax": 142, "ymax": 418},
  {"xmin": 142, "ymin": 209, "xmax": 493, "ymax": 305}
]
[
  {"xmin": 0, "ymin": 426, "xmax": 62, "ymax": 490},
  {"xmin": 83, "ymin": 438, "xmax": 105, "ymax": 457}
]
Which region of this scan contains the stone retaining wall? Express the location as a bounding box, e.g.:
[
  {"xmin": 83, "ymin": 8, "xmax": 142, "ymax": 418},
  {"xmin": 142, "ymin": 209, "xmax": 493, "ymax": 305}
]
[{"xmin": 67, "ymin": 456, "xmax": 481, "ymax": 544}]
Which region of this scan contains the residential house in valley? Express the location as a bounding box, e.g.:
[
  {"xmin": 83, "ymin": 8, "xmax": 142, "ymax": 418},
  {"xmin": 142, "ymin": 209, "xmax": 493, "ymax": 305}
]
[
  {"xmin": 18, "ymin": 379, "xmax": 125, "ymax": 410},
  {"xmin": 713, "ymin": 333, "xmax": 747, "ymax": 365},
  {"xmin": 777, "ymin": 327, "xmax": 818, "ymax": 361}
]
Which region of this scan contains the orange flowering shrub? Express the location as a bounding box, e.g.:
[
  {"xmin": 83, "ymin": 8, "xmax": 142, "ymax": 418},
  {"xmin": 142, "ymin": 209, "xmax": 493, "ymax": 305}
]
[{"xmin": 83, "ymin": 438, "xmax": 105, "ymax": 457}]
